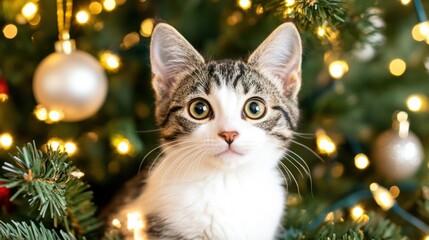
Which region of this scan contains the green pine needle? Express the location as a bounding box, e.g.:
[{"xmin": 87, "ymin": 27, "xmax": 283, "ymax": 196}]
[{"xmin": 0, "ymin": 220, "xmax": 75, "ymax": 240}]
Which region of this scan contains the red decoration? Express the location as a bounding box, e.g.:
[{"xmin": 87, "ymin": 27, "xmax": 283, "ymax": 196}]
[
  {"xmin": 0, "ymin": 182, "xmax": 14, "ymax": 213},
  {"xmin": 0, "ymin": 75, "xmax": 9, "ymax": 102}
]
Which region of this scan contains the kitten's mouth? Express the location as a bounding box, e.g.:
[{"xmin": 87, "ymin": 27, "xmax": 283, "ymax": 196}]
[{"xmin": 215, "ymin": 147, "xmax": 243, "ymax": 157}]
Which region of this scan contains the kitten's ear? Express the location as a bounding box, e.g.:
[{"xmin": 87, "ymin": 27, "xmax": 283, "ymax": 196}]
[
  {"xmin": 248, "ymin": 23, "xmax": 302, "ymax": 98},
  {"xmin": 150, "ymin": 23, "xmax": 205, "ymax": 97}
]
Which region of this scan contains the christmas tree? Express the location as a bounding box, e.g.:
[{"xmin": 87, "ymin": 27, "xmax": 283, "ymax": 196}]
[{"xmin": 1, "ymin": 0, "xmax": 429, "ymax": 239}]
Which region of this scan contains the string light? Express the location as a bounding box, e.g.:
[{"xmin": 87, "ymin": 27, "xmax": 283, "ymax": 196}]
[
  {"xmin": 117, "ymin": 139, "xmax": 131, "ymax": 154},
  {"xmin": 354, "ymin": 153, "xmax": 370, "ymax": 170},
  {"xmin": 89, "ymin": 2, "xmax": 103, "ymax": 14},
  {"xmin": 227, "ymin": 11, "xmax": 243, "ymax": 26},
  {"xmin": 123, "ymin": 32, "xmax": 140, "ymax": 49},
  {"xmin": 317, "ymin": 27, "xmax": 326, "ymax": 37},
  {"xmin": 3, "ymin": 24, "xmax": 18, "ymax": 39},
  {"xmin": 316, "ymin": 129, "xmax": 336, "ymax": 155},
  {"xmin": 100, "ymin": 51, "xmax": 121, "ymax": 72},
  {"xmin": 140, "ymin": 18, "xmax": 154, "ymax": 37},
  {"xmin": 21, "ymin": 2, "xmax": 38, "ymax": 20},
  {"xmin": 350, "ymin": 205, "xmax": 364, "ymax": 221},
  {"xmin": 34, "ymin": 105, "xmax": 48, "ymax": 121},
  {"xmin": 389, "ymin": 58, "xmax": 406, "ymax": 76},
  {"xmin": 255, "ymin": 5, "xmax": 264, "ymax": 15},
  {"xmin": 424, "ymin": 235, "xmax": 429, "ymax": 240},
  {"xmin": 112, "ymin": 218, "xmax": 122, "ymax": 228},
  {"xmin": 329, "ymin": 60, "xmax": 349, "ymax": 79},
  {"xmin": 370, "ymin": 183, "xmax": 395, "ymax": 211},
  {"xmin": 127, "ymin": 212, "xmax": 145, "ymax": 240},
  {"xmin": 76, "ymin": 10, "xmax": 90, "ymax": 24},
  {"xmin": 64, "ymin": 141, "xmax": 77, "ymax": 155},
  {"xmin": 48, "ymin": 109, "xmax": 64, "ymax": 122},
  {"xmin": 412, "ymin": 21, "xmax": 429, "ymax": 42},
  {"xmin": 390, "ymin": 185, "xmax": 400, "ymax": 198},
  {"xmin": 103, "ymin": 0, "xmax": 117, "ymax": 11},
  {"xmin": 400, "ymin": 0, "xmax": 411, "ymax": 5},
  {"xmin": 47, "ymin": 138, "xmax": 62, "ymax": 150},
  {"xmin": 0, "ymin": 133, "xmax": 13, "ymax": 150},
  {"xmin": 71, "ymin": 170, "xmax": 85, "ymax": 178},
  {"xmin": 406, "ymin": 94, "xmax": 427, "ymax": 112},
  {"xmin": 285, "ymin": 0, "xmax": 295, "ymax": 7},
  {"xmin": 238, "ymin": 0, "xmax": 252, "ymax": 10}
]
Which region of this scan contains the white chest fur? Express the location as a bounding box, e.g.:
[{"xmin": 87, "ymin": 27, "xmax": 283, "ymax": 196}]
[{"xmin": 126, "ymin": 158, "xmax": 286, "ymax": 240}]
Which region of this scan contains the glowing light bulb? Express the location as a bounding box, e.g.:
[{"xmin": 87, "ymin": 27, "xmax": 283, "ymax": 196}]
[
  {"xmin": 285, "ymin": 0, "xmax": 295, "ymax": 7},
  {"xmin": 117, "ymin": 140, "xmax": 130, "ymax": 154},
  {"xmin": 255, "ymin": 5, "xmax": 264, "ymax": 15},
  {"xmin": 47, "ymin": 138, "xmax": 62, "ymax": 150},
  {"xmin": 389, "ymin": 185, "xmax": 400, "ymax": 198},
  {"xmin": 316, "ymin": 129, "xmax": 336, "ymax": 155},
  {"xmin": 0, "ymin": 133, "xmax": 13, "ymax": 150},
  {"xmin": 112, "ymin": 218, "xmax": 122, "ymax": 228},
  {"xmin": 354, "ymin": 153, "xmax": 370, "ymax": 170},
  {"xmin": 238, "ymin": 0, "xmax": 252, "ymax": 10},
  {"xmin": 64, "ymin": 141, "xmax": 77, "ymax": 155},
  {"xmin": 100, "ymin": 51, "xmax": 121, "ymax": 72},
  {"xmin": 48, "ymin": 110, "xmax": 64, "ymax": 122},
  {"xmin": 89, "ymin": 2, "xmax": 103, "ymax": 14},
  {"xmin": 329, "ymin": 60, "xmax": 349, "ymax": 79},
  {"xmin": 3, "ymin": 24, "xmax": 18, "ymax": 39},
  {"xmin": 389, "ymin": 58, "xmax": 406, "ymax": 76},
  {"xmin": 140, "ymin": 18, "xmax": 154, "ymax": 37},
  {"xmin": 21, "ymin": 2, "xmax": 38, "ymax": 20},
  {"xmin": 127, "ymin": 212, "xmax": 145, "ymax": 240},
  {"xmin": 370, "ymin": 183, "xmax": 395, "ymax": 211},
  {"xmin": 412, "ymin": 21, "xmax": 429, "ymax": 41},
  {"xmin": 76, "ymin": 10, "xmax": 90, "ymax": 24},
  {"xmin": 71, "ymin": 170, "xmax": 85, "ymax": 178},
  {"xmin": 0, "ymin": 94, "xmax": 8, "ymax": 102},
  {"xmin": 103, "ymin": 0, "xmax": 116, "ymax": 11},
  {"xmin": 34, "ymin": 105, "xmax": 48, "ymax": 121},
  {"xmin": 423, "ymin": 235, "xmax": 429, "ymax": 240},
  {"xmin": 317, "ymin": 27, "xmax": 326, "ymax": 37},
  {"xmin": 406, "ymin": 94, "xmax": 427, "ymax": 112},
  {"xmin": 350, "ymin": 205, "xmax": 364, "ymax": 221},
  {"xmin": 401, "ymin": 0, "xmax": 411, "ymax": 5}
]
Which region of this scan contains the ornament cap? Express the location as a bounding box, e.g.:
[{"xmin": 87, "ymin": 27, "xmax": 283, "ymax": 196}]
[
  {"xmin": 55, "ymin": 39, "xmax": 76, "ymax": 54},
  {"xmin": 392, "ymin": 111, "xmax": 409, "ymax": 138}
]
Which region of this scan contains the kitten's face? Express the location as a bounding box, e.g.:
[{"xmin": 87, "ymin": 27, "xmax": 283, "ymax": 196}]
[{"xmin": 150, "ymin": 23, "xmax": 302, "ymax": 170}]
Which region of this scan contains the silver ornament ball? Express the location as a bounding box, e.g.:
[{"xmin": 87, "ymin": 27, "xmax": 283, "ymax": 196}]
[
  {"xmin": 33, "ymin": 48, "xmax": 107, "ymax": 122},
  {"xmin": 373, "ymin": 129, "xmax": 424, "ymax": 181}
]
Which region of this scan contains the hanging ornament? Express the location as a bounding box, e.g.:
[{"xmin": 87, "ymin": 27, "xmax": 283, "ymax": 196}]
[
  {"xmin": 32, "ymin": 0, "xmax": 107, "ymax": 122},
  {"xmin": 0, "ymin": 74, "xmax": 8, "ymax": 102},
  {"xmin": 0, "ymin": 182, "xmax": 14, "ymax": 213},
  {"xmin": 372, "ymin": 111, "xmax": 424, "ymax": 181}
]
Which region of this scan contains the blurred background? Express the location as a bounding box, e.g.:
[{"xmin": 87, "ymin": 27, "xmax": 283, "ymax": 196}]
[{"xmin": 1, "ymin": 0, "xmax": 429, "ymax": 238}]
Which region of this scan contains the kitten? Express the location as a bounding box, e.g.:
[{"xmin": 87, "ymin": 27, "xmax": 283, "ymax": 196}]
[{"xmin": 114, "ymin": 22, "xmax": 302, "ymax": 240}]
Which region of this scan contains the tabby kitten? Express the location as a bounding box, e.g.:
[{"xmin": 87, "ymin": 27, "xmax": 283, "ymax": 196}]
[{"xmin": 115, "ymin": 22, "xmax": 302, "ymax": 239}]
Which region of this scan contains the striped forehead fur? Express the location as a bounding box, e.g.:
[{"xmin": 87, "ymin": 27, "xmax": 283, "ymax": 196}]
[{"xmin": 156, "ymin": 59, "xmax": 299, "ymax": 144}]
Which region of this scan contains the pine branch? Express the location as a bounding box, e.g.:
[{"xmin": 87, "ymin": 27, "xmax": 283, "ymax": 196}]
[
  {"xmin": 0, "ymin": 220, "xmax": 75, "ymax": 240},
  {"xmin": 0, "ymin": 142, "xmax": 102, "ymax": 239}
]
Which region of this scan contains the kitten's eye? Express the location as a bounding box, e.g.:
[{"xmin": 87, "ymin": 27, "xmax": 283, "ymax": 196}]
[
  {"xmin": 243, "ymin": 98, "xmax": 266, "ymax": 120},
  {"xmin": 188, "ymin": 98, "xmax": 212, "ymax": 120}
]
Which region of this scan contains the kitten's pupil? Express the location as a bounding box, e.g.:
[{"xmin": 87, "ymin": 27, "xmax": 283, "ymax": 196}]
[
  {"xmin": 249, "ymin": 102, "xmax": 260, "ymax": 115},
  {"xmin": 194, "ymin": 102, "xmax": 207, "ymax": 115}
]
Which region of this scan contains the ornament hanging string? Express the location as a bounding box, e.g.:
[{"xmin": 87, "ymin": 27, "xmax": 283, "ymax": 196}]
[{"xmin": 57, "ymin": 0, "xmax": 73, "ymax": 41}]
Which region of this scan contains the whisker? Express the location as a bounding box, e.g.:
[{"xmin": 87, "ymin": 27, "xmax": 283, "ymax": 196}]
[
  {"xmin": 283, "ymin": 154, "xmax": 304, "ymax": 178},
  {"xmin": 136, "ymin": 128, "xmax": 162, "ymax": 133},
  {"xmin": 279, "ymin": 161, "xmax": 301, "ymax": 197},
  {"xmin": 290, "ymin": 139, "xmax": 325, "ymax": 163},
  {"xmin": 138, "ymin": 139, "xmax": 183, "ymax": 173},
  {"xmin": 160, "ymin": 145, "xmax": 201, "ymax": 186}
]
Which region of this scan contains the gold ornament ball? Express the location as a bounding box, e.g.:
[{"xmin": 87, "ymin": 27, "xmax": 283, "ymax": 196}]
[
  {"xmin": 33, "ymin": 50, "xmax": 107, "ymax": 122},
  {"xmin": 373, "ymin": 129, "xmax": 424, "ymax": 181}
]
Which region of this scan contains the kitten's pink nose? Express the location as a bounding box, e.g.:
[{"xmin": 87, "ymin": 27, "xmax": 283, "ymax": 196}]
[{"xmin": 218, "ymin": 131, "xmax": 238, "ymax": 145}]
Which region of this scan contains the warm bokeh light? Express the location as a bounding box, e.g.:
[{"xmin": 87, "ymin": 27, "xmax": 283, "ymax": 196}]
[
  {"xmin": 127, "ymin": 212, "xmax": 145, "ymax": 230},
  {"xmin": 255, "ymin": 5, "xmax": 264, "ymax": 15},
  {"xmin": 0, "ymin": 94, "xmax": 8, "ymax": 102},
  {"xmin": 412, "ymin": 21, "xmax": 429, "ymax": 42},
  {"xmin": 117, "ymin": 140, "xmax": 130, "ymax": 154},
  {"xmin": 350, "ymin": 205, "xmax": 364, "ymax": 221},
  {"xmin": 3, "ymin": 24, "xmax": 18, "ymax": 39},
  {"xmin": 76, "ymin": 10, "xmax": 90, "ymax": 24},
  {"xmin": 317, "ymin": 27, "xmax": 326, "ymax": 37},
  {"xmin": 316, "ymin": 129, "xmax": 336, "ymax": 155},
  {"xmin": 329, "ymin": 60, "xmax": 349, "ymax": 79},
  {"xmin": 89, "ymin": 1, "xmax": 103, "ymax": 14},
  {"xmin": 100, "ymin": 51, "xmax": 121, "ymax": 71},
  {"xmin": 370, "ymin": 183, "xmax": 395, "ymax": 211},
  {"xmin": 423, "ymin": 235, "xmax": 429, "ymax": 240},
  {"xmin": 112, "ymin": 218, "xmax": 122, "ymax": 228},
  {"xmin": 238, "ymin": 0, "xmax": 252, "ymax": 10},
  {"xmin": 103, "ymin": 0, "xmax": 117, "ymax": 11},
  {"xmin": 47, "ymin": 138, "xmax": 62, "ymax": 150},
  {"xmin": 389, "ymin": 58, "xmax": 406, "ymax": 76},
  {"xmin": 64, "ymin": 141, "xmax": 77, "ymax": 155},
  {"xmin": 400, "ymin": 0, "xmax": 411, "ymax": 5},
  {"xmin": 389, "ymin": 185, "xmax": 400, "ymax": 198},
  {"xmin": 354, "ymin": 153, "xmax": 370, "ymax": 170},
  {"xmin": 21, "ymin": 2, "xmax": 38, "ymax": 20},
  {"xmin": 71, "ymin": 170, "xmax": 85, "ymax": 178},
  {"xmin": 0, "ymin": 133, "xmax": 13, "ymax": 150},
  {"xmin": 123, "ymin": 32, "xmax": 140, "ymax": 49},
  {"xmin": 285, "ymin": 0, "xmax": 295, "ymax": 7},
  {"xmin": 34, "ymin": 105, "xmax": 48, "ymax": 121},
  {"xmin": 48, "ymin": 109, "xmax": 64, "ymax": 122},
  {"xmin": 406, "ymin": 94, "xmax": 427, "ymax": 112},
  {"xmin": 140, "ymin": 18, "xmax": 154, "ymax": 37}
]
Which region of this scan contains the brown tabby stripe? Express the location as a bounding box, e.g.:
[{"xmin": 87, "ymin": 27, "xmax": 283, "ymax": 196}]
[
  {"xmin": 271, "ymin": 105, "xmax": 295, "ymax": 130},
  {"xmin": 161, "ymin": 106, "xmax": 183, "ymax": 127},
  {"xmin": 146, "ymin": 214, "xmax": 188, "ymax": 240}
]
